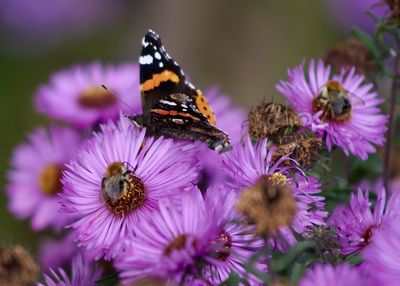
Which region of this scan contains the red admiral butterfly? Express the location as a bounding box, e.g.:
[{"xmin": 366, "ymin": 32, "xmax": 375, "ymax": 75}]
[{"xmin": 129, "ymin": 30, "xmax": 230, "ymax": 150}]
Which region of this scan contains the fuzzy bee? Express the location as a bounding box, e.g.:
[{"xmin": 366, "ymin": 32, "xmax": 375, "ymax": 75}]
[
  {"xmin": 101, "ymin": 162, "xmax": 133, "ymax": 203},
  {"xmin": 313, "ymin": 80, "xmax": 364, "ymax": 122}
]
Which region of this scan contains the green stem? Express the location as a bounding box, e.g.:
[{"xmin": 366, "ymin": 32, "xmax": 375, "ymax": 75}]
[{"xmin": 384, "ymin": 44, "xmax": 400, "ymax": 191}]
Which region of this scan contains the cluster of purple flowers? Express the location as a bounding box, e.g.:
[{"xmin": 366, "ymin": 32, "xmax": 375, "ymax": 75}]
[{"xmin": 4, "ymin": 49, "xmax": 399, "ymax": 285}]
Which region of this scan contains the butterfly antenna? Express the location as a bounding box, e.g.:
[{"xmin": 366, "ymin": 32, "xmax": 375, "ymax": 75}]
[{"xmin": 101, "ymin": 84, "xmax": 137, "ymax": 115}]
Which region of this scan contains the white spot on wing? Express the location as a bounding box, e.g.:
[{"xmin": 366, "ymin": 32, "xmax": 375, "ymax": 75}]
[
  {"xmin": 159, "ymin": 62, "xmax": 164, "ymax": 68},
  {"xmin": 139, "ymin": 55, "xmax": 153, "ymax": 65},
  {"xmin": 188, "ymin": 83, "xmax": 195, "ymax": 90},
  {"xmin": 160, "ymin": 100, "xmax": 177, "ymax": 106},
  {"xmin": 172, "ymin": 119, "xmax": 184, "ymax": 124},
  {"xmin": 142, "ymin": 38, "xmax": 149, "ymax": 47},
  {"xmin": 154, "ymin": 52, "xmax": 161, "ymax": 60}
]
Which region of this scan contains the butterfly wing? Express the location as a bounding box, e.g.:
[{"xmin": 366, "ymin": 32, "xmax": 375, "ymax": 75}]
[
  {"xmin": 142, "ymin": 93, "xmax": 230, "ymax": 150},
  {"xmin": 139, "ymin": 30, "xmax": 216, "ymax": 125}
]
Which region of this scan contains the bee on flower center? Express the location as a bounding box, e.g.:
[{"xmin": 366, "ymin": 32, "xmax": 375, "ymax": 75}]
[
  {"xmin": 101, "ymin": 162, "xmax": 146, "ymax": 216},
  {"xmin": 312, "ymin": 80, "xmax": 363, "ymax": 123}
]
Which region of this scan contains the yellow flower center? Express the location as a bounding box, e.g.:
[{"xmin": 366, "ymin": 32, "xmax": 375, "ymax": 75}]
[
  {"xmin": 38, "ymin": 164, "xmax": 64, "ymax": 196},
  {"xmin": 78, "ymin": 86, "xmax": 117, "ymax": 109},
  {"xmin": 163, "ymin": 234, "xmax": 188, "ymax": 257}
]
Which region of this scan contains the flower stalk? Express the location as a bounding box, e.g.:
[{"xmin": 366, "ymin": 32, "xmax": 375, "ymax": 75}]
[{"xmin": 384, "ymin": 44, "xmax": 400, "ymax": 191}]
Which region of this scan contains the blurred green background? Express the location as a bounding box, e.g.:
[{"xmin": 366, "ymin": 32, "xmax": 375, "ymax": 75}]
[{"xmin": 0, "ymin": 1, "xmax": 344, "ymax": 255}]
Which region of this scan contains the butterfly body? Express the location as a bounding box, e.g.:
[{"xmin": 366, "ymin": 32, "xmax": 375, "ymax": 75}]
[{"xmin": 130, "ymin": 30, "xmax": 230, "ymax": 150}]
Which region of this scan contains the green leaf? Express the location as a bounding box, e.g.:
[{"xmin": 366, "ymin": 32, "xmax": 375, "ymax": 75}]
[
  {"xmin": 289, "ymin": 262, "xmax": 306, "ymax": 282},
  {"xmin": 348, "ymin": 153, "xmax": 382, "ymax": 183},
  {"xmin": 352, "ymin": 28, "xmax": 383, "ymax": 60},
  {"xmin": 95, "ymin": 272, "xmax": 119, "ymax": 286},
  {"xmin": 345, "ymin": 253, "xmax": 363, "ymax": 265},
  {"xmin": 219, "ymin": 272, "xmax": 251, "ymax": 286}
]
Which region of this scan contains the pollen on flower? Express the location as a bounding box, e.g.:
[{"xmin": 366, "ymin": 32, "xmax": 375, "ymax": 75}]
[
  {"xmin": 38, "ymin": 164, "xmax": 64, "ymax": 196},
  {"xmin": 104, "ymin": 174, "xmax": 146, "ymax": 217},
  {"xmin": 163, "ymin": 234, "xmax": 187, "ymax": 257},
  {"xmin": 360, "ymin": 225, "xmax": 379, "ymax": 247},
  {"xmin": 236, "ymin": 173, "xmax": 296, "ymax": 238},
  {"xmin": 213, "ymin": 231, "xmax": 232, "ymax": 261},
  {"xmin": 77, "ymin": 86, "xmax": 117, "ymax": 109}
]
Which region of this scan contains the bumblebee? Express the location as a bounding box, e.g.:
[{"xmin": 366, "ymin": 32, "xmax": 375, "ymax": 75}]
[
  {"xmin": 101, "ymin": 162, "xmax": 133, "ymax": 203},
  {"xmin": 313, "ymin": 80, "xmax": 363, "ymax": 122}
]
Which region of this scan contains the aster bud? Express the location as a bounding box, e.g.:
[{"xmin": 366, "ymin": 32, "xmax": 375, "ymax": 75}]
[
  {"xmin": 0, "ymin": 244, "xmax": 39, "ymax": 286},
  {"xmin": 248, "ymin": 102, "xmax": 301, "ymax": 140},
  {"xmin": 324, "ymin": 38, "xmax": 376, "ymax": 75},
  {"xmin": 303, "ymin": 225, "xmax": 340, "ymax": 252},
  {"xmin": 236, "ymin": 173, "xmax": 296, "ymax": 238}
]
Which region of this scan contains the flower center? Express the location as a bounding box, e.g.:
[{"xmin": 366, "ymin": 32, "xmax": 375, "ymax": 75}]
[
  {"xmin": 312, "ymin": 80, "xmax": 352, "ymax": 123},
  {"xmin": 77, "ymin": 86, "xmax": 117, "ymax": 109},
  {"xmin": 213, "ymin": 231, "xmax": 232, "ymax": 261},
  {"xmin": 267, "ymin": 172, "xmax": 289, "ymax": 186},
  {"xmin": 38, "ymin": 164, "xmax": 64, "ymax": 196},
  {"xmin": 163, "ymin": 234, "xmax": 188, "ymax": 257},
  {"xmin": 360, "ymin": 225, "xmax": 378, "ymax": 247},
  {"xmin": 104, "ymin": 173, "xmax": 146, "ymax": 217}
]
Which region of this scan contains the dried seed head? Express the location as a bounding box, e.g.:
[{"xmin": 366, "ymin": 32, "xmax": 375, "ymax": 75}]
[
  {"xmin": 272, "ymin": 277, "xmax": 294, "ymax": 286},
  {"xmin": 324, "ymin": 38, "xmax": 376, "ymax": 75},
  {"xmin": 272, "ymin": 129, "xmax": 322, "ymax": 169},
  {"xmin": 236, "ymin": 173, "xmax": 296, "ymax": 238},
  {"xmin": 248, "ymin": 102, "xmax": 301, "ymax": 140},
  {"xmin": 386, "ymin": 0, "xmax": 400, "ymax": 22},
  {"xmin": 132, "ymin": 277, "xmax": 169, "ymax": 286},
  {"xmin": 0, "ymin": 244, "xmax": 39, "ymax": 286}
]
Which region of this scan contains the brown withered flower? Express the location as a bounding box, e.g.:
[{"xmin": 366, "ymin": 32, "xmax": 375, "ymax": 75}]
[
  {"xmin": 248, "ymin": 102, "xmax": 301, "ymax": 140},
  {"xmin": 324, "ymin": 38, "xmax": 376, "ymax": 75},
  {"xmin": 272, "ymin": 129, "xmax": 322, "ymax": 169},
  {"xmin": 386, "ymin": 0, "xmax": 400, "ymax": 22},
  {"xmin": 236, "ymin": 173, "xmax": 296, "ymax": 238},
  {"xmin": 132, "ymin": 277, "xmax": 170, "ymax": 286},
  {"xmin": 271, "ymin": 277, "xmax": 294, "ymax": 286},
  {"xmin": 0, "ymin": 244, "xmax": 39, "ymax": 286}
]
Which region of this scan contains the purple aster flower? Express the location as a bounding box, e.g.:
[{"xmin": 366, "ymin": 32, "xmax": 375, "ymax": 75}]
[
  {"xmin": 362, "ymin": 221, "xmax": 400, "ymax": 286},
  {"xmin": 195, "ymin": 145, "xmax": 226, "ymax": 192},
  {"xmin": 222, "ymin": 137, "xmax": 327, "ymax": 251},
  {"xmin": 299, "ymin": 263, "xmax": 365, "ymax": 286},
  {"xmin": 323, "ymin": 0, "xmax": 388, "ymax": 34},
  {"xmin": 6, "ymin": 126, "xmax": 82, "ymax": 231},
  {"xmin": 35, "ymin": 62, "xmax": 141, "ymax": 128},
  {"xmin": 329, "ymin": 184, "xmax": 400, "ymax": 255},
  {"xmin": 37, "ymin": 253, "xmax": 102, "ymax": 286},
  {"xmin": 115, "ymin": 189, "xmax": 219, "ymax": 285},
  {"xmin": 61, "ymin": 116, "xmax": 199, "ymax": 260},
  {"xmin": 276, "ymin": 59, "xmax": 388, "ymax": 159},
  {"xmin": 203, "ymin": 186, "xmax": 267, "ymax": 285},
  {"xmin": 38, "ymin": 234, "xmax": 78, "ymax": 271},
  {"xmin": 0, "ymin": 0, "xmax": 122, "ymax": 51},
  {"xmin": 204, "ymin": 86, "xmax": 247, "ymax": 143}
]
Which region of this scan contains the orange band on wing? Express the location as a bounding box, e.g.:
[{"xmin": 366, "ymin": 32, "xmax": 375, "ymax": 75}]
[
  {"xmin": 194, "ymin": 89, "xmax": 216, "ymax": 125},
  {"xmin": 152, "ymin": 108, "xmax": 200, "ymax": 121},
  {"xmin": 140, "ymin": 70, "xmax": 180, "ymax": 92}
]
